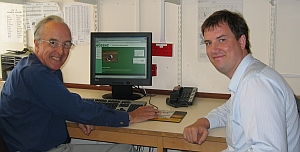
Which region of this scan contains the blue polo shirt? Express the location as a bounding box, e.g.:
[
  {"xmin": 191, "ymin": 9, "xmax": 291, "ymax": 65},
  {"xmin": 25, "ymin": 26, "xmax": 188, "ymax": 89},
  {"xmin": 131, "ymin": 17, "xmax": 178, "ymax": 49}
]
[{"xmin": 0, "ymin": 53, "xmax": 129, "ymax": 151}]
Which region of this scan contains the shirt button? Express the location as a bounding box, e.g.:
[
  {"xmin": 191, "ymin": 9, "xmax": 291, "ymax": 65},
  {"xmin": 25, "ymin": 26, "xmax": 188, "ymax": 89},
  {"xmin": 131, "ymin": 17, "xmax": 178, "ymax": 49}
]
[{"xmin": 120, "ymin": 122, "xmax": 124, "ymax": 124}]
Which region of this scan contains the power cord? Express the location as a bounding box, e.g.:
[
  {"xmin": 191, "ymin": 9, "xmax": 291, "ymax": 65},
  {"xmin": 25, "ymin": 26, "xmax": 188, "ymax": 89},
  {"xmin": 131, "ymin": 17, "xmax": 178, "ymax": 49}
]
[
  {"xmin": 135, "ymin": 146, "xmax": 156, "ymax": 152},
  {"xmin": 148, "ymin": 147, "xmax": 155, "ymax": 152},
  {"xmin": 135, "ymin": 145, "xmax": 144, "ymax": 151}
]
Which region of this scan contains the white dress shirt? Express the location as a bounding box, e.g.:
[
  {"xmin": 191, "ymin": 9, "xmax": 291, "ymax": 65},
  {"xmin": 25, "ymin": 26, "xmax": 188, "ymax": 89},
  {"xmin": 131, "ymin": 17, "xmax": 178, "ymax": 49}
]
[{"xmin": 205, "ymin": 54, "xmax": 300, "ymax": 152}]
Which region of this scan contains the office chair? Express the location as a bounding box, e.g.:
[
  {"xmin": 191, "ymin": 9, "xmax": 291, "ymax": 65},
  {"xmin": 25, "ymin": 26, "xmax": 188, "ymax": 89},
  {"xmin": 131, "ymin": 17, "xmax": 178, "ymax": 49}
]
[
  {"xmin": 295, "ymin": 95, "xmax": 300, "ymax": 114},
  {"xmin": 0, "ymin": 132, "xmax": 9, "ymax": 152}
]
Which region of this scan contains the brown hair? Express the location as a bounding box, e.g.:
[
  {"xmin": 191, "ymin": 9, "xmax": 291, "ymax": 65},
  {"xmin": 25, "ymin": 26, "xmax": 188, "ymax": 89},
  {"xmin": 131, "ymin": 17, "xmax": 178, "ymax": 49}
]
[{"xmin": 201, "ymin": 9, "xmax": 251, "ymax": 53}]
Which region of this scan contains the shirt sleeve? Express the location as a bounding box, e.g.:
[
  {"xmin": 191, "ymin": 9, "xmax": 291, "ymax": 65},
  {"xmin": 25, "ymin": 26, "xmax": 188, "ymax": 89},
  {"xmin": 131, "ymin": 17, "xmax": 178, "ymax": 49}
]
[
  {"xmin": 237, "ymin": 77, "xmax": 288, "ymax": 151},
  {"xmin": 27, "ymin": 67, "xmax": 129, "ymax": 127},
  {"xmin": 205, "ymin": 100, "xmax": 230, "ymax": 129}
]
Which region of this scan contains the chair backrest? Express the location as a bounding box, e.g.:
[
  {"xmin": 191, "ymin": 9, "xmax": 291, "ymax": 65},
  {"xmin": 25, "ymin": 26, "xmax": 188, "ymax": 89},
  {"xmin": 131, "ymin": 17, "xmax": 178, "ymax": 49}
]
[
  {"xmin": 0, "ymin": 133, "xmax": 9, "ymax": 152},
  {"xmin": 295, "ymin": 95, "xmax": 300, "ymax": 114}
]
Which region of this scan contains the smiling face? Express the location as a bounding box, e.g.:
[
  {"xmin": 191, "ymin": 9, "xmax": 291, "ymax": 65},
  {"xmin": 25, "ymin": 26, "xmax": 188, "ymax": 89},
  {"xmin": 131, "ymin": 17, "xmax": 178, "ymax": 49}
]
[
  {"xmin": 34, "ymin": 20, "xmax": 72, "ymax": 71},
  {"xmin": 204, "ymin": 22, "xmax": 248, "ymax": 79}
]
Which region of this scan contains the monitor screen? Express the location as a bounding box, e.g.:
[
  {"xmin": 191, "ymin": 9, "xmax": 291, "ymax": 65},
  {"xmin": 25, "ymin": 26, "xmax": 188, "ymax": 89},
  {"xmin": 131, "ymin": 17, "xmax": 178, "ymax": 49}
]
[{"xmin": 90, "ymin": 32, "xmax": 152, "ymax": 100}]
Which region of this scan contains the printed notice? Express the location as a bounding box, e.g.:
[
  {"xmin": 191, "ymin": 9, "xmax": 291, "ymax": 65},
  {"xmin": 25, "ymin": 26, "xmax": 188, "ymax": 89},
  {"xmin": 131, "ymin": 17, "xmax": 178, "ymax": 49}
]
[
  {"xmin": 64, "ymin": 3, "xmax": 91, "ymax": 45},
  {"xmin": 198, "ymin": 0, "xmax": 243, "ymax": 62},
  {"xmin": 25, "ymin": 2, "xmax": 63, "ymax": 31},
  {"xmin": 1, "ymin": 3, "xmax": 24, "ymax": 43}
]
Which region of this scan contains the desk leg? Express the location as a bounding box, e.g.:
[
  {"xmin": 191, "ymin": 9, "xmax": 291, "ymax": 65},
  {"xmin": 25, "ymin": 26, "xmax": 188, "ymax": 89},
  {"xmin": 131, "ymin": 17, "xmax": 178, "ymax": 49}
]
[{"xmin": 157, "ymin": 137, "xmax": 167, "ymax": 152}]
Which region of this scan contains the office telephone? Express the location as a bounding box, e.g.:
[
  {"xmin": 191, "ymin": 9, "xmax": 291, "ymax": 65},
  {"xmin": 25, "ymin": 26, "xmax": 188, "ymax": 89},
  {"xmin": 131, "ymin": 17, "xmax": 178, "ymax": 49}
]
[{"xmin": 166, "ymin": 86, "xmax": 198, "ymax": 108}]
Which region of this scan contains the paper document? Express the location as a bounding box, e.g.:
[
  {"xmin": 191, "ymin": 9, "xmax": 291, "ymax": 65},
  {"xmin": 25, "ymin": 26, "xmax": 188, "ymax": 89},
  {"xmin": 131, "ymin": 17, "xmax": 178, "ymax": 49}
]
[
  {"xmin": 151, "ymin": 110, "xmax": 187, "ymax": 123},
  {"xmin": 1, "ymin": 3, "xmax": 24, "ymax": 43},
  {"xmin": 25, "ymin": 2, "xmax": 63, "ymax": 31}
]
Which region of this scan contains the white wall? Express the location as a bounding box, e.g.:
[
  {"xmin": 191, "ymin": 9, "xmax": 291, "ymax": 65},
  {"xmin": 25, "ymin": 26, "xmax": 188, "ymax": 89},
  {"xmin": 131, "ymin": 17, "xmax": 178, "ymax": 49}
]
[
  {"xmin": 1, "ymin": 0, "xmax": 300, "ymax": 95},
  {"xmin": 181, "ymin": 0, "xmax": 271, "ymax": 94},
  {"xmin": 274, "ymin": 0, "xmax": 300, "ymax": 94}
]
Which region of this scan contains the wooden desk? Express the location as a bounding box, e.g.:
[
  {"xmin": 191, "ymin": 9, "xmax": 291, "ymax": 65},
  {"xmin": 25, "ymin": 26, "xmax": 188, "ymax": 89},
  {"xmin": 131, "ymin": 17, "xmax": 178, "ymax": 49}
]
[{"xmin": 67, "ymin": 88, "xmax": 227, "ymax": 152}]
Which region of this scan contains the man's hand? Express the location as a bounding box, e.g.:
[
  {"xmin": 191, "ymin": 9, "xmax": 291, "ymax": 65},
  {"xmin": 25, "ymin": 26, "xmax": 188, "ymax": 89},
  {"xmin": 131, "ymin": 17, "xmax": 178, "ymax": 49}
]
[
  {"xmin": 183, "ymin": 118, "xmax": 210, "ymax": 145},
  {"xmin": 128, "ymin": 105, "xmax": 159, "ymax": 123},
  {"xmin": 77, "ymin": 123, "xmax": 94, "ymax": 136}
]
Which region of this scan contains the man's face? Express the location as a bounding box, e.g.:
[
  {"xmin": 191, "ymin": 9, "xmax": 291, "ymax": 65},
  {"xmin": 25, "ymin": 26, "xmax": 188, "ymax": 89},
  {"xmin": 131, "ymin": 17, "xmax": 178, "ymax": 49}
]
[
  {"xmin": 204, "ymin": 22, "xmax": 247, "ymax": 78},
  {"xmin": 34, "ymin": 21, "xmax": 72, "ymax": 71}
]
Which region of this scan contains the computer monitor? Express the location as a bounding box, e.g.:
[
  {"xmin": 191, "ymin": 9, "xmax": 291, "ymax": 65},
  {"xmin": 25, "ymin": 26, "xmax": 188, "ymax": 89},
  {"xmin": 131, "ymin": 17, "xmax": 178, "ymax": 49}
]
[{"xmin": 90, "ymin": 32, "xmax": 152, "ymax": 100}]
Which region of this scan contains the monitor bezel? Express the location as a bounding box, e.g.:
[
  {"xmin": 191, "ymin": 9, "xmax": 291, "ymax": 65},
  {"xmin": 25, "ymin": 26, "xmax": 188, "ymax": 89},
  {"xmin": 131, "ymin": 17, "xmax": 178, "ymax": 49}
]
[{"xmin": 90, "ymin": 32, "xmax": 152, "ymax": 88}]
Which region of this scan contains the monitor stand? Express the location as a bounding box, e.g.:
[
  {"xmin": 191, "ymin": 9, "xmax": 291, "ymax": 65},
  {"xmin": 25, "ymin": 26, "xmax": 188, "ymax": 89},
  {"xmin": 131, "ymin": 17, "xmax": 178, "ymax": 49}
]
[{"xmin": 102, "ymin": 85, "xmax": 142, "ymax": 100}]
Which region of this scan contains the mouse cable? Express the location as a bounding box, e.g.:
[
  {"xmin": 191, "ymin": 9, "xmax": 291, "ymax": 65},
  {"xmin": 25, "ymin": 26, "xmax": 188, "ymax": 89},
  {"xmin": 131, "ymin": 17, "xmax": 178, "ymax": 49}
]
[
  {"xmin": 146, "ymin": 93, "xmax": 158, "ymax": 109},
  {"xmin": 133, "ymin": 85, "xmax": 158, "ymax": 109},
  {"xmin": 133, "ymin": 85, "xmax": 147, "ymax": 96}
]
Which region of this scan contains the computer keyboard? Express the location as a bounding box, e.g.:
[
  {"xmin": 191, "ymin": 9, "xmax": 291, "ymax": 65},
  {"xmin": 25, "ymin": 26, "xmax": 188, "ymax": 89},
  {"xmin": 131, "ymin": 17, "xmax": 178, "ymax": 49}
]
[{"xmin": 83, "ymin": 98, "xmax": 147, "ymax": 112}]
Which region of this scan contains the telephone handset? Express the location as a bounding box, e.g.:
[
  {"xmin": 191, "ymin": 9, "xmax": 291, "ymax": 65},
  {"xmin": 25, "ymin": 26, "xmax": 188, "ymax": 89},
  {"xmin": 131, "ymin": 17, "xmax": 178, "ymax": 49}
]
[{"xmin": 166, "ymin": 86, "xmax": 198, "ymax": 108}]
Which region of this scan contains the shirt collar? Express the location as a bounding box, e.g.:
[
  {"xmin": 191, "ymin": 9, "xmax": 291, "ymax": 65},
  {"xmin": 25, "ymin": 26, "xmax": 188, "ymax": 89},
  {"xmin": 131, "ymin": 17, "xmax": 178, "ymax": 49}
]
[
  {"xmin": 29, "ymin": 53, "xmax": 62, "ymax": 74},
  {"xmin": 228, "ymin": 54, "xmax": 254, "ymax": 93}
]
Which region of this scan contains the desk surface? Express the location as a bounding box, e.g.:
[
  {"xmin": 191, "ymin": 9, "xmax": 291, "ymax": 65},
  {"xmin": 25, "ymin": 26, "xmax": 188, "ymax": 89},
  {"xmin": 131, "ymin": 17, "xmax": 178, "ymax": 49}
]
[{"xmin": 68, "ymin": 88, "xmax": 227, "ymax": 151}]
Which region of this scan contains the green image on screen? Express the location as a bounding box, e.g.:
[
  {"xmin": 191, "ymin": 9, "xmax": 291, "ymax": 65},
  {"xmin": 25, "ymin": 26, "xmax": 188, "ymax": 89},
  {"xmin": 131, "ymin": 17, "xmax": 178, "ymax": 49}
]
[{"xmin": 95, "ymin": 47, "xmax": 146, "ymax": 76}]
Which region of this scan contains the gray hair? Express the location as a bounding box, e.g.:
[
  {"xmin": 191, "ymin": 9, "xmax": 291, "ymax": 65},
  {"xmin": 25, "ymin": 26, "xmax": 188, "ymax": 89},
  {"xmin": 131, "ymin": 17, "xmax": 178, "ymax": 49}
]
[{"xmin": 34, "ymin": 15, "xmax": 68, "ymax": 40}]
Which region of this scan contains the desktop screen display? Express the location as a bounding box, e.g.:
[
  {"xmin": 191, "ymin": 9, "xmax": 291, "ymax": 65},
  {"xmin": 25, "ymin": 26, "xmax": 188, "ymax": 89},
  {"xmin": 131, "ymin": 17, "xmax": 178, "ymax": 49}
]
[{"xmin": 90, "ymin": 32, "xmax": 152, "ymax": 100}]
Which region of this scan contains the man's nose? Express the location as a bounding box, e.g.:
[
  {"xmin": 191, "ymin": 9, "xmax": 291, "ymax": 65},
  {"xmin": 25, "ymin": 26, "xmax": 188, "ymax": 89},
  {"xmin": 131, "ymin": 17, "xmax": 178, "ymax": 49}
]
[
  {"xmin": 211, "ymin": 43, "xmax": 220, "ymax": 52},
  {"xmin": 56, "ymin": 44, "xmax": 65, "ymax": 54}
]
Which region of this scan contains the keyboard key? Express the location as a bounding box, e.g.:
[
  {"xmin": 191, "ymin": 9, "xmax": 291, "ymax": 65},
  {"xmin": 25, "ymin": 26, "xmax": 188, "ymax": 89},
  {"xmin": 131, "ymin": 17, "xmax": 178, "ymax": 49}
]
[
  {"xmin": 127, "ymin": 104, "xmax": 143, "ymax": 112},
  {"xmin": 83, "ymin": 98, "xmax": 147, "ymax": 112}
]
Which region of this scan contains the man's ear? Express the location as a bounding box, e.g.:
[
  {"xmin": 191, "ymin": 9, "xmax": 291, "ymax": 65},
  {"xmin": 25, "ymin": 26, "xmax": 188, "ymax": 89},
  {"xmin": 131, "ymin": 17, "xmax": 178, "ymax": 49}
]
[
  {"xmin": 239, "ymin": 35, "xmax": 246, "ymax": 49},
  {"xmin": 34, "ymin": 39, "xmax": 40, "ymax": 52}
]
